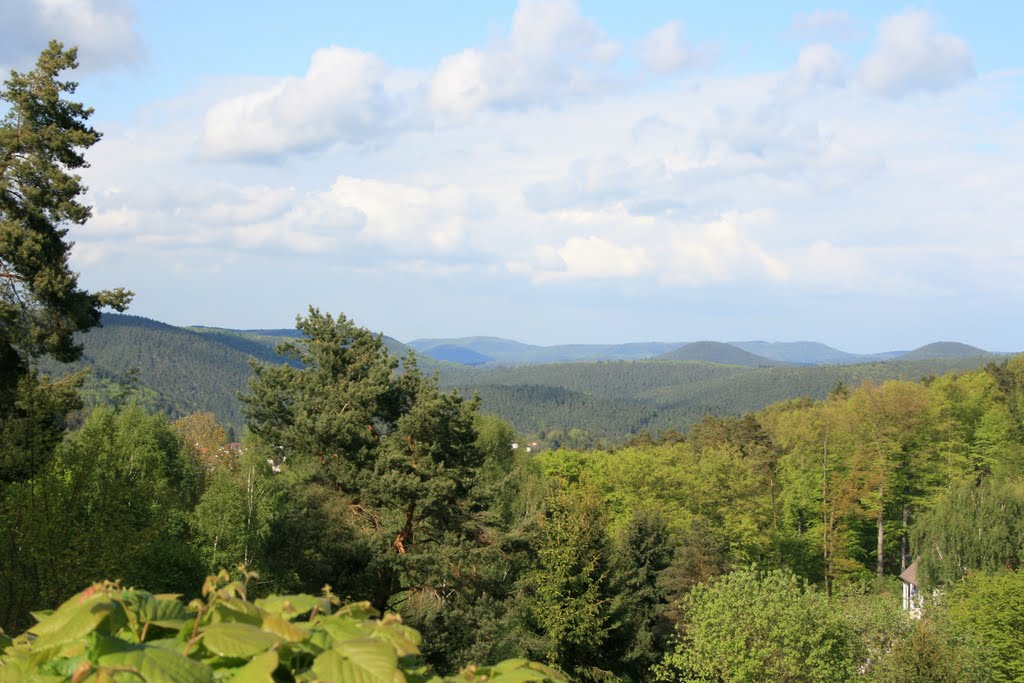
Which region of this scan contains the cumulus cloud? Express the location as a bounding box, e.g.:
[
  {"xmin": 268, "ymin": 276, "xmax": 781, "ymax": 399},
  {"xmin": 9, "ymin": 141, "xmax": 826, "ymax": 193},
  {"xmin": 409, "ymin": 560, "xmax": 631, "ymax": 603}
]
[
  {"xmin": 0, "ymin": 0, "xmax": 144, "ymax": 72},
  {"xmin": 665, "ymin": 211, "xmax": 789, "ymax": 284},
  {"xmin": 639, "ymin": 21, "xmax": 709, "ymax": 75},
  {"xmin": 200, "ymin": 47, "xmax": 423, "ymax": 161},
  {"xmin": 859, "ymin": 10, "xmax": 973, "ymax": 96},
  {"xmin": 431, "ymin": 0, "xmax": 619, "ymax": 119},
  {"xmin": 512, "ymin": 236, "xmax": 654, "ymax": 281},
  {"xmin": 314, "ymin": 176, "xmax": 477, "ymax": 252},
  {"xmin": 201, "ymin": 0, "xmax": 625, "ymax": 160}
]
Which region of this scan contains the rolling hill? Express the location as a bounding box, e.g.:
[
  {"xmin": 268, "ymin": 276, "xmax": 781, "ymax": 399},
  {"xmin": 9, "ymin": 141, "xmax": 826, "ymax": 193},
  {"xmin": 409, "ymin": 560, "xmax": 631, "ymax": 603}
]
[
  {"xmin": 416, "ymin": 344, "xmax": 494, "ymax": 366},
  {"xmin": 900, "ymin": 341, "xmax": 992, "ymax": 361},
  {"xmin": 655, "ymin": 341, "xmax": 786, "ymax": 367}
]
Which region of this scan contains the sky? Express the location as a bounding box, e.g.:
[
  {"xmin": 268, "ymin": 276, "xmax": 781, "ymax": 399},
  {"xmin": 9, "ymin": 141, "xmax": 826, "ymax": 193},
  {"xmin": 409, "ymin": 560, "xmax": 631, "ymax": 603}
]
[{"xmin": 2, "ymin": 1, "xmax": 1022, "ymax": 352}]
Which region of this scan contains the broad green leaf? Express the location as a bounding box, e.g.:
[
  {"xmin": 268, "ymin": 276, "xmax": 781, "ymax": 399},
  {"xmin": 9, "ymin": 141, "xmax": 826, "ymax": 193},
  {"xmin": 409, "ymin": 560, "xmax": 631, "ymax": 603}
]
[
  {"xmin": 97, "ymin": 644, "xmax": 212, "ymax": 683},
  {"xmin": 209, "ymin": 600, "xmax": 262, "ymax": 626},
  {"xmin": 131, "ymin": 592, "xmax": 189, "ymax": 630},
  {"xmin": 371, "ymin": 618, "xmax": 420, "ymax": 658},
  {"xmin": 29, "ymin": 590, "xmax": 120, "ymax": 649},
  {"xmin": 85, "ymin": 631, "xmax": 133, "ymax": 661},
  {"xmin": 332, "ymin": 602, "xmax": 378, "ymax": 620},
  {"xmin": 311, "ymin": 638, "xmax": 400, "ymax": 683},
  {"xmin": 316, "ymin": 617, "xmax": 369, "ymax": 645},
  {"xmin": 254, "ymin": 594, "xmax": 324, "ymax": 620},
  {"xmin": 227, "ymin": 651, "xmax": 279, "ymax": 683},
  {"xmin": 260, "ymin": 614, "xmax": 308, "ymax": 642},
  {"xmin": 201, "ymin": 623, "xmax": 282, "ymax": 658},
  {"xmin": 0, "ymin": 656, "xmax": 66, "ymax": 683},
  {"xmin": 470, "ymin": 659, "xmax": 568, "ymax": 682}
]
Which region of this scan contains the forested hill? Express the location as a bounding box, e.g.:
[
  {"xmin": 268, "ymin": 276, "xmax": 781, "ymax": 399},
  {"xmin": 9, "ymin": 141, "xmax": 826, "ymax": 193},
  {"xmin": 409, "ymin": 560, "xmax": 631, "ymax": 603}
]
[
  {"xmin": 901, "ymin": 341, "xmax": 993, "ymax": 360},
  {"xmin": 443, "ymin": 357, "xmax": 1003, "ymax": 440},
  {"xmin": 44, "ymin": 313, "xmax": 1009, "ymax": 439},
  {"xmin": 655, "ymin": 341, "xmax": 787, "ymax": 366}
]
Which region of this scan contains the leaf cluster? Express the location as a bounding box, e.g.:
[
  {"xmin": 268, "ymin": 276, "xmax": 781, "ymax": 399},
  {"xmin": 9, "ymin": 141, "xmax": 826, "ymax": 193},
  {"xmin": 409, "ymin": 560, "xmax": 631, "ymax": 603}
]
[{"xmin": 0, "ymin": 572, "xmax": 567, "ymax": 682}]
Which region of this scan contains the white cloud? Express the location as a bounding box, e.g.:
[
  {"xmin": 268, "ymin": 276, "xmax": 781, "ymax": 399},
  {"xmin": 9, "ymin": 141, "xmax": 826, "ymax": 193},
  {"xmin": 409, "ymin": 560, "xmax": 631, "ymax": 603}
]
[
  {"xmin": 0, "ymin": 0, "xmax": 144, "ymax": 72},
  {"xmin": 431, "ymin": 0, "xmax": 619, "ymax": 119},
  {"xmin": 639, "ymin": 21, "xmax": 707, "ymax": 75},
  {"xmin": 201, "ymin": 0, "xmax": 623, "ymax": 160},
  {"xmin": 516, "ymin": 236, "xmax": 654, "ymax": 281},
  {"xmin": 200, "ymin": 47, "xmax": 423, "ymax": 161},
  {"xmin": 859, "ymin": 10, "xmax": 973, "ymax": 96},
  {"xmin": 197, "ymin": 186, "xmax": 298, "ymax": 226},
  {"xmin": 665, "ymin": 211, "xmax": 789, "ymax": 284},
  {"xmin": 315, "ymin": 177, "xmax": 476, "ymax": 253},
  {"xmin": 793, "ymin": 43, "xmax": 847, "ymax": 89}
]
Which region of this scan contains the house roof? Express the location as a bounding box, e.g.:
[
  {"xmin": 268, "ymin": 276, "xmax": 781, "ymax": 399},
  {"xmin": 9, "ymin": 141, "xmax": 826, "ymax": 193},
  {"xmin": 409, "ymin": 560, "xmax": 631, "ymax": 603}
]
[{"xmin": 899, "ymin": 560, "xmax": 918, "ymax": 587}]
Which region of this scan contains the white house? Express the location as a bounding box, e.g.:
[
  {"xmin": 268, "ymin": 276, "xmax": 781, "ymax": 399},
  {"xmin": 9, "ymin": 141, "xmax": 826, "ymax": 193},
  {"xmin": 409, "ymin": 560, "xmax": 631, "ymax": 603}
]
[{"xmin": 899, "ymin": 560, "xmax": 923, "ymax": 618}]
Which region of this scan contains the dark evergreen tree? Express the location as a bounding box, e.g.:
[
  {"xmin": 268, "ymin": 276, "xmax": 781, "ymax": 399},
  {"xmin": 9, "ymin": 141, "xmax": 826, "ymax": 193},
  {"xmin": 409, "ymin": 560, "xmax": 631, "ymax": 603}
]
[
  {"xmin": 241, "ymin": 308, "xmax": 484, "ymax": 613},
  {"xmin": 0, "ymin": 41, "xmax": 130, "ymax": 413}
]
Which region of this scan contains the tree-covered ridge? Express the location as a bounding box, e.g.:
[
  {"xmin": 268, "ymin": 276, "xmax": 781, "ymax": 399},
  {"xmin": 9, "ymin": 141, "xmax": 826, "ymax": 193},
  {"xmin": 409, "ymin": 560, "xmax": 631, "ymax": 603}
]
[
  {"xmin": 41, "ymin": 313, "xmax": 1004, "ymax": 440},
  {"xmin": 654, "ymin": 340, "xmax": 788, "ymax": 366}
]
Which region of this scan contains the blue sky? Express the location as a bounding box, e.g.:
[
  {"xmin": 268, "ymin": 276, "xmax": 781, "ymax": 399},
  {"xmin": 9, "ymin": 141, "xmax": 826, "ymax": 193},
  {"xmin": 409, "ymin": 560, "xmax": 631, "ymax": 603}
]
[{"xmin": 2, "ymin": 1, "xmax": 1022, "ymax": 352}]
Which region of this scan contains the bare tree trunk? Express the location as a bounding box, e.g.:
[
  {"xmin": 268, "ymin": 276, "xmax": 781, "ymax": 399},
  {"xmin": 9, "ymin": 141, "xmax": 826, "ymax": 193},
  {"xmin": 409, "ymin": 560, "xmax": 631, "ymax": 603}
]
[
  {"xmin": 901, "ymin": 504, "xmax": 909, "ymax": 571},
  {"xmin": 877, "ymin": 513, "xmax": 884, "ymax": 577}
]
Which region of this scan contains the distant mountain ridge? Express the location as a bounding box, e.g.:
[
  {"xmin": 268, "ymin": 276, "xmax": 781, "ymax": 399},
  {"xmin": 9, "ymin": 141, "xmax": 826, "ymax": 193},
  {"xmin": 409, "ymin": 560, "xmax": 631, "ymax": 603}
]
[
  {"xmin": 43, "ymin": 314, "xmax": 1012, "ymax": 440},
  {"xmin": 408, "ymin": 337, "xmax": 682, "ymax": 365},
  {"xmin": 409, "ymin": 335, "xmax": 999, "ymax": 367},
  {"xmin": 728, "ymin": 341, "xmax": 905, "ymax": 365}
]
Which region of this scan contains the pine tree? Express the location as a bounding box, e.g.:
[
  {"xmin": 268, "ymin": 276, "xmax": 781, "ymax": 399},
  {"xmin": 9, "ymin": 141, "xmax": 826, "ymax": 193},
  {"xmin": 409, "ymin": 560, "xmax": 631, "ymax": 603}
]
[{"xmin": 0, "ymin": 41, "xmax": 130, "ymax": 483}]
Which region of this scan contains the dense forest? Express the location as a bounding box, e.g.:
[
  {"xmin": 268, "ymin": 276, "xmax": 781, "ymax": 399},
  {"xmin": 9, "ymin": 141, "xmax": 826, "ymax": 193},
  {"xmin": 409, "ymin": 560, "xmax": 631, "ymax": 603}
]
[{"xmin": 4, "ymin": 41, "xmax": 1024, "ymax": 683}]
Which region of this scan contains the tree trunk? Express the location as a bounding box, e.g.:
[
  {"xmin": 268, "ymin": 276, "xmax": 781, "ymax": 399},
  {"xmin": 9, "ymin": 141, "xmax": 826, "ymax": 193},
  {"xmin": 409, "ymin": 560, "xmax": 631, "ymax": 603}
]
[
  {"xmin": 876, "ymin": 513, "xmax": 884, "ymax": 577},
  {"xmin": 901, "ymin": 504, "xmax": 909, "ymax": 571}
]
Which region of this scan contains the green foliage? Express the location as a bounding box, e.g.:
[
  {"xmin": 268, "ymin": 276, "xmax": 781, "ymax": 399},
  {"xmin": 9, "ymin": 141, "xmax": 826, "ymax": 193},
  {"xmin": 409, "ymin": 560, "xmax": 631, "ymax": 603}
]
[
  {"xmin": 523, "ymin": 482, "xmax": 619, "ymax": 681},
  {"xmin": 869, "ymin": 617, "xmax": 989, "ymax": 683},
  {"xmin": 191, "ymin": 442, "xmax": 281, "ymax": 572},
  {"xmin": 0, "ymin": 369, "xmax": 84, "ymax": 483},
  {"xmin": 939, "ymin": 570, "xmax": 1024, "ymax": 682},
  {"xmin": 0, "ymin": 573, "xmax": 567, "ymax": 682},
  {"xmin": 0, "ymin": 404, "xmax": 205, "ymax": 632},
  {"xmin": 655, "ymin": 567, "xmax": 854, "ymax": 683},
  {"xmin": 607, "ymin": 508, "xmax": 673, "ymax": 680},
  {"xmin": 912, "ymin": 477, "xmax": 1024, "ymax": 589}
]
